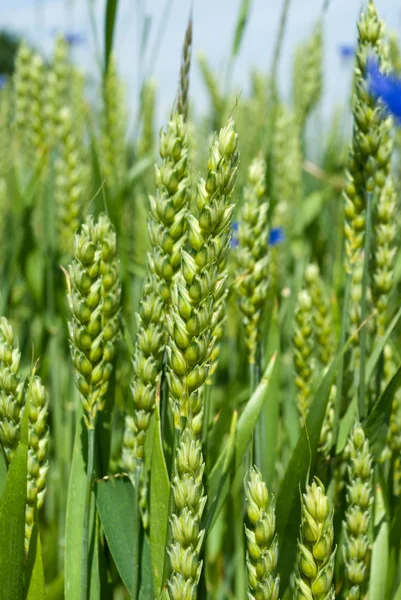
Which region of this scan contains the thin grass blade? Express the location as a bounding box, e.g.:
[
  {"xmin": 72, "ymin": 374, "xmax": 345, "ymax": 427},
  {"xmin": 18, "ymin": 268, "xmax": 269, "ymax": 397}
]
[
  {"xmin": 104, "ymin": 0, "xmax": 119, "ymax": 72},
  {"xmin": 0, "ymin": 392, "xmax": 29, "ymax": 600},
  {"xmin": 25, "ymin": 520, "xmax": 46, "ymax": 600}
]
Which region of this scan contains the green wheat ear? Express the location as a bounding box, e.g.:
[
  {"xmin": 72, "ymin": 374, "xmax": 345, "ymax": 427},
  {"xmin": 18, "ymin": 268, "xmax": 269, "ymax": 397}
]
[
  {"xmin": 166, "ymin": 118, "xmax": 239, "ymax": 434},
  {"xmin": 122, "ymin": 22, "xmax": 193, "ymax": 474},
  {"xmin": 122, "ymin": 112, "xmax": 190, "ymax": 473},
  {"xmin": 0, "ymin": 317, "xmax": 25, "ymax": 464},
  {"xmin": 176, "ymin": 17, "xmax": 193, "ymax": 122},
  {"xmin": 67, "ymin": 214, "xmax": 121, "ymax": 429},
  {"xmin": 100, "ymin": 55, "xmax": 127, "ymax": 191},
  {"xmin": 343, "ymin": 0, "xmax": 391, "ymax": 273},
  {"xmin": 236, "ymin": 156, "xmax": 270, "ymax": 366},
  {"xmin": 138, "ymin": 79, "xmax": 157, "ymax": 159},
  {"xmin": 304, "ymin": 264, "xmax": 335, "ymax": 459},
  {"xmin": 13, "ymin": 44, "xmax": 47, "ymax": 164},
  {"xmin": 304, "ymin": 264, "xmax": 334, "ymax": 368},
  {"xmin": 293, "ymin": 289, "xmax": 314, "ymax": 425},
  {"xmin": 271, "ymin": 105, "xmax": 302, "ymax": 254},
  {"xmin": 295, "ymin": 477, "xmax": 336, "ymax": 600},
  {"xmin": 245, "ymin": 467, "xmax": 280, "ymax": 600},
  {"xmin": 55, "ymin": 106, "xmax": 89, "ymax": 257},
  {"xmin": 44, "ymin": 34, "xmax": 70, "ymax": 148},
  {"xmin": 166, "ymin": 427, "xmax": 206, "ymax": 599},
  {"xmin": 25, "ymin": 375, "xmax": 49, "ymax": 553},
  {"xmin": 343, "ymin": 423, "xmax": 373, "ymax": 600},
  {"xmin": 293, "ymin": 20, "xmax": 323, "ymax": 130}
]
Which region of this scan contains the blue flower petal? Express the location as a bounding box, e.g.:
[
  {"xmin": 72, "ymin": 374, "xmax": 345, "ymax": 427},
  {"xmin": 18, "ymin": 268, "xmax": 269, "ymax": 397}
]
[
  {"xmin": 339, "ymin": 44, "xmax": 355, "ymax": 60},
  {"xmin": 367, "ymin": 58, "xmax": 401, "ymax": 124},
  {"xmin": 0, "ymin": 75, "xmax": 7, "ymax": 89},
  {"xmin": 268, "ymin": 227, "xmax": 284, "ymax": 247},
  {"xmin": 230, "ymin": 221, "xmax": 239, "ymax": 249},
  {"xmin": 64, "ymin": 32, "xmax": 86, "ymax": 46},
  {"xmin": 50, "ymin": 29, "xmax": 86, "ymax": 46}
]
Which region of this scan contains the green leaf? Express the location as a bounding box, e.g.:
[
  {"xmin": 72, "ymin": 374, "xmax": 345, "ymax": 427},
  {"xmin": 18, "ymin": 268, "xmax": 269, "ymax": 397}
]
[
  {"xmin": 276, "ymin": 339, "xmax": 350, "ymax": 593},
  {"xmin": 263, "ymin": 308, "xmax": 281, "ymax": 488},
  {"xmin": 65, "ymin": 407, "xmax": 88, "ymax": 600},
  {"xmin": 369, "ymin": 486, "xmax": 389, "ymax": 600},
  {"xmin": 0, "ymin": 446, "xmax": 6, "ymax": 497},
  {"xmin": 0, "ymin": 399, "xmax": 29, "ymax": 600},
  {"xmin": 25, "ymin": 520, "xmax": 46, "ymax": 600},
  {"xmin": 89, "ymin": 510, "xmax": 102, "ymax": 600},
  {"xmin": 232, "ymin": 0, "xmax": 252, "ymax": 58},
  {"xmin": 336, "ymin": 396, "xmax": 357, "ymax": 455},
  {"xmin": 96, "ymin": 476, "xmax": 135, "ymax": 592},
  {"xmin": 206, "ymin": 403, "xmax": 236, "ymax": 472},
  {"xmin": 45, "ymin": 574, "xmax": 64, "ymax": 600},
  {"xmin": 204, "ymin": 411, "xmax": 237, "ymax": 535},
  {"xmin": 363, "ymin": 363, "xmax": 401, "ymax": 460},
  {"xmin": 104, "ymin": 0, "xmax": 119, "ymax": 72},
  {"xmin": 138, "ymin": 533, "xmax": 153, "ymax": 600},
  {"xmin": 96, "ymin": 476, "xmax": 153, "ymax": 597},
  {"xmin": 124, "ymin": 157, "xmax": 153, "ymax": 193},
  {"xmin": 235, "ymin": 354, "xmax": 276, "ymax": 469},
  {"xmin": 25, "ymin": 250, "xmax": 45, "ymax": 307},
  {"xmin": 293, "ymin": 191, "xmax": 325, "ymax": 236},
  {"xmin": 366, "ymin": 304, "xmax": 401, "ymax": 385},
  {"xmin": 149, "ymin": 400, "xmax": 170, "ymax": 597},
  {"xmin": 205, "ymin": 355, "xmax": 276, "ymax": 533}
]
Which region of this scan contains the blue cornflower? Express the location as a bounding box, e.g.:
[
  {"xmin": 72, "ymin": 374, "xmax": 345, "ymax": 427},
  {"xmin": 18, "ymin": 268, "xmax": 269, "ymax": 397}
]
[
  {"xmin": 367, "ymin": 58, "xmax": 401, "ymax": 124},
  {"xmin": 0, "ymin": 75, "xmax": 7, "ymax": 89},
  {"xmin": 339, "ymin": 44, "xmax": 355, "ymax": 60},
  {"xmin": 50, "ymin": 29, "xmax": 86, "ymax": 46},
  {"xmin": 268, "ymin": 227, "xmax": 284, "ymax": 247},
  {"xmin": 64, "ymin": 32, "xmax": 86, "ymax": 46},
  {"xmin": 231, "ymin": 221, "xmax": 239, "ymax": 248}
]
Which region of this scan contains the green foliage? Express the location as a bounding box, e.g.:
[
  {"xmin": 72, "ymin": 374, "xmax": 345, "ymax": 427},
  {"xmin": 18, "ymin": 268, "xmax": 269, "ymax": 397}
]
[
  {"xmin": 0, "ymin": 30, "xmax": 20, "ymax": 75},
  {"xmin": 0, "ymin": 389, "xmax": 29, "ymax": 600},
  {"xmin": 1, "ymin": 1, "xmax": 401, "ymax": 598}
]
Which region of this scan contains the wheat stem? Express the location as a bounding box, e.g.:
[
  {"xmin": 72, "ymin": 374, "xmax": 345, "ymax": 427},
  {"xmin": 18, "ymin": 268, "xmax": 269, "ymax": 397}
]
[{"xmin": 81, "ymin": 425, "xmax": 95, "ymax": 600}]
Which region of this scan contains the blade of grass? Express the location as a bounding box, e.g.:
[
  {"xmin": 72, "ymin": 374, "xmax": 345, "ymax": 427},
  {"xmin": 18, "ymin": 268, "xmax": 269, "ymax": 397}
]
[
  {"xmin": 105, "ymin": 0, "xmax": 119, "ymax": 72},
  {"xmin": 65, "ymin": 405, "xmax": 93, "ymax": 600},
  {"xmin": 336, "ymin": 396, "xmax": 357, "ymax": 454},
  {"xmin": 225, "ymin": 0, "xmax": 252, "ymax": 94},
  {"xmin": 363, "ymin": 363, "xmax": 401, "ymax": 459},
  {"xmin": 0, "ymin": 378, "xmax": 30, "ymax": 600},
  {"xmin": 25, "ymin": 519, "xmax": 46, "ymax": 600},
  {"xmin": 271, "ymin": 0, "xmax": 292, "ymax": 84},
  {"xmin": 263, "ymin": 305, "xmax": 280, "ymax": 488},
  {"xmin": 0, "ymin": 445, "xmax": 6, "ymax": 497},
  {"xmin": 96, "ymin": 476, "xmax": 135, "ymax": 593},
  {"xmin": 366, "ymin": 303, "xmax": 401, "ymax": 384},
  {"xmin": 97, "ymin": 476, "xmax": 154, "ymax": 597},
  {"xmin": 204, "ymin": 411, "xmax": 237, "ymax": 536}
]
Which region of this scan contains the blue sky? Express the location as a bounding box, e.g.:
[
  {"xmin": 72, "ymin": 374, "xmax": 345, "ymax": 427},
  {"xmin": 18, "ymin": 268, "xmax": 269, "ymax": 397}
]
[{"xmin": 1, "ymin": 0, "xmax": 400, "ymax": 127}]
